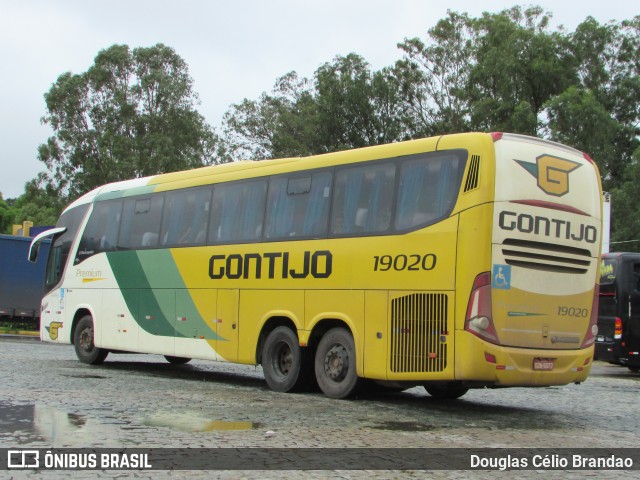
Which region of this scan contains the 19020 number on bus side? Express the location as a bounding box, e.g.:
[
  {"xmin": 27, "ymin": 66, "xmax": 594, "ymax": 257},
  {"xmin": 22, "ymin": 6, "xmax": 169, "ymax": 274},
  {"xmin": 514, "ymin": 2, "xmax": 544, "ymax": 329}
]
[{"xmin": 373, "ymin": 254, "xmax": 437, "ymax": 272}]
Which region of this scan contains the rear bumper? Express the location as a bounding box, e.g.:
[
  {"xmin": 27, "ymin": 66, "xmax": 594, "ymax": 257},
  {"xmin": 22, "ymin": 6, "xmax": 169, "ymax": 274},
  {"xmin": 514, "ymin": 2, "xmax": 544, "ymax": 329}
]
[
  {"xmin": 594, "ymin": 340, "xmax": 620, "ymax": 364},
  {"xmin": 455, "ymin": 331, "xmax": 593, "ymax": 386}
]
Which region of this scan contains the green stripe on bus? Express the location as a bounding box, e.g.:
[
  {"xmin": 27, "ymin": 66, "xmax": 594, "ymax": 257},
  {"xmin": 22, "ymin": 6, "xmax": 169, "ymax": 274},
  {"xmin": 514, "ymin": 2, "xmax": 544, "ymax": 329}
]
[{"xmin": 107, "ymin": 250, "xmax": 221, "ymax": 341}]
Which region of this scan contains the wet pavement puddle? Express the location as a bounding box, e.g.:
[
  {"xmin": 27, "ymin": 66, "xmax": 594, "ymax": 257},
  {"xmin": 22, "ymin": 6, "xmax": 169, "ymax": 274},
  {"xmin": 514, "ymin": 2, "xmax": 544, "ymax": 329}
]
[
  {"xmin": 143, "ymin": 411, "xmax": 259, "ymax": 432},
  {"xmin": 0, "ymin": 401, "xmax": 88, "ymax": 444}
]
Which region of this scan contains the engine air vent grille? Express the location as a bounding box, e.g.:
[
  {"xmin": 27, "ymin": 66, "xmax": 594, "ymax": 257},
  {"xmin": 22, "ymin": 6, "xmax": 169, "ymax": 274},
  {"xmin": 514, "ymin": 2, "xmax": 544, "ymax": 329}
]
[
  {"xmin": 464, "ymin": 155, "xmax": 480, "ymax": 192},
  {"xmin": 390, "ymin": 293, "xmax": 448, "ymax": 373},
  {"xmin": 501, "ymin": 238, "xmax": 592, "ymax": 274}
]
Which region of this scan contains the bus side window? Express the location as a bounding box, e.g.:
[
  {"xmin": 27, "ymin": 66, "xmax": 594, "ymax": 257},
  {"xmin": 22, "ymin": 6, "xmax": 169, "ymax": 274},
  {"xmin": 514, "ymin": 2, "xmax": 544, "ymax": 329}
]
[
  {"xmin": 75, "ymin": 199, "xmax": 123, "ymax": 264},
  {"xmin": 265, "ymin": 171, "xmax": 332, "ymax": 239},
  {"xmin": 161, "ymin": 187, "xmax": 211, "ymax": 247},
  {"xmin": 395, "ymin": 153, "xmax": 463, "ymax": 231},
  {"xmin": 209, "ymin": 179, "xmax": 267, "ymax": 244},
  {"xmin": 331, "ymin": 163, "xmax": 395, "ymax": 236},
  {"xmin": 119, "ymin": 195, "xmax": 164, "ymax": 249}
]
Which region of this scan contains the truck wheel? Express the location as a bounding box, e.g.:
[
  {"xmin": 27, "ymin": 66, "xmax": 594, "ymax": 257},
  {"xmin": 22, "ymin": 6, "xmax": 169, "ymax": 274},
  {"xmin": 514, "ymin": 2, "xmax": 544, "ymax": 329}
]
[
  {"xmin": 74, "ymin": 315, "xmax": 108, "ymax": 365},
  {"xmin": 262, "ymin": 326, "xmax": 310, "ymax": 392},
  {"xmin": 314, "ymin": 327, "xmax": 360, "ymax": 399}
]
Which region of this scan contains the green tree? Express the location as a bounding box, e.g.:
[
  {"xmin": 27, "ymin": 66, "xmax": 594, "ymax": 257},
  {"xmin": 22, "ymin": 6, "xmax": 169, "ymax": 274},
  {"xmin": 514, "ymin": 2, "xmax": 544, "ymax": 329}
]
[
  {"xmin": 395, "ymin": 10, "xmax": 474, "ymax": 137},
  {"xmin": 38, "ymin": 44, "xmax": 220, "ymax": 200},
  {"xmin": 609, "ymin": 148, "xmax": 640, "ymax": 252},
  {"xmin": 544, "ymin": 86, "xmax": 621, "ymax": 185},
  {"xmin": 0, "ymin": 193, "xmax": 12, "ymax": 233},
  {"xmin": 222, "ymin": 54, "xmax": 405, "ymax": 160},
  {"xmin": 222, "ymin": 72, "xmax": 320, "ymax": 160},
  {"xmin": 464, "ymin": 6, "xmax": 576, "ymax": 134},
  {"xmin": 314, "ymin": 53, "xmax": 405, "ymax": 150},
  {"xmin": 548, "ymin": 16, "xmax": 640, "ymax": 189}
]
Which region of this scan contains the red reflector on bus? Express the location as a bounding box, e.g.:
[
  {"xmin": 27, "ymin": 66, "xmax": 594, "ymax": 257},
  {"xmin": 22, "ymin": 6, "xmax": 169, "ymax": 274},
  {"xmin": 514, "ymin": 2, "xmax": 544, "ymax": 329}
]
[{"xmin": 485, "ymin": 353, "xmax": 496, "ymax": 364}]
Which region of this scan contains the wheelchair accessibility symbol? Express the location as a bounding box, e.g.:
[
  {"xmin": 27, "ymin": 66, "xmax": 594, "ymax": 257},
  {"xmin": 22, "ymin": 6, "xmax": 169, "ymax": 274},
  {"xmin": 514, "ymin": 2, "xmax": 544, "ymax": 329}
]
[{"xmin": 492, "ymin": 264, "xmax": 511, "ymax": 290}]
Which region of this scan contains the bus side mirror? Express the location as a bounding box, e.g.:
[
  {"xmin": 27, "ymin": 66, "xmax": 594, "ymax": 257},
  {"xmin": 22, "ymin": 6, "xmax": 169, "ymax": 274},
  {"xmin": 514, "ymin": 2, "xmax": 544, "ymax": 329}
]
[{"xmin": 28, "ymin": 227, "xmax": 67, "ymax": 262}]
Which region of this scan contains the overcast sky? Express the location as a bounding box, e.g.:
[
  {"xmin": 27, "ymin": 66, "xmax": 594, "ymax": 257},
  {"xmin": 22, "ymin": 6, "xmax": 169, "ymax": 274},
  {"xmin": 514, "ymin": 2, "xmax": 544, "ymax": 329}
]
[{"xmin": 1, "ymin": 0, "xmax": 637, "ymax": 199}]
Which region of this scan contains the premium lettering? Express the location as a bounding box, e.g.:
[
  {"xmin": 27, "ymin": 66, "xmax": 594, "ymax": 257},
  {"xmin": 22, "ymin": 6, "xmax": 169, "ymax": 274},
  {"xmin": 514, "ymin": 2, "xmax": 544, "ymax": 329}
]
[
  {"xmin": 498, "ymin": 211, "xmax": 597, "ymax": 244},
  {"xmin": 209, "ymin": 250, "xmax": 332, "ymax": 280}
]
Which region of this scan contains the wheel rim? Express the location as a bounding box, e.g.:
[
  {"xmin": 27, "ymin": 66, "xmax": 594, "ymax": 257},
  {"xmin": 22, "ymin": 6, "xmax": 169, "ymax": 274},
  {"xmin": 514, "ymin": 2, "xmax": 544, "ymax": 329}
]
[
  {"xmin": 273, "ymin": 341, "xmax": 293, "ymax": 377},
  {"xmin": 323, "ymin": 344, "xmax": 349, "ymax": 382},
  {"xmin": 79, "ymin": 327, "xmax": 94, "ymax": 353}
]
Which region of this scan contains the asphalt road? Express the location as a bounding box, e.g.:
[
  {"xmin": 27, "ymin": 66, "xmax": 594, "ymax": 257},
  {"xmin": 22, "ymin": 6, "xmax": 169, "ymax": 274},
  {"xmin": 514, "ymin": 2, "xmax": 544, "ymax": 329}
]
[{"xmin": 1, "ymin": 335, "xmax": 639, "ymax": 479}]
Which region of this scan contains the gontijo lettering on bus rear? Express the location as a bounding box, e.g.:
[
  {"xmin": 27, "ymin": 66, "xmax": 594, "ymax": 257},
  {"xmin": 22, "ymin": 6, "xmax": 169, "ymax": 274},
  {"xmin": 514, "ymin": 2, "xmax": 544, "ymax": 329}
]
[{"xmin": 498, "ymin": 210, "xmax": 597, "ymax": 244}]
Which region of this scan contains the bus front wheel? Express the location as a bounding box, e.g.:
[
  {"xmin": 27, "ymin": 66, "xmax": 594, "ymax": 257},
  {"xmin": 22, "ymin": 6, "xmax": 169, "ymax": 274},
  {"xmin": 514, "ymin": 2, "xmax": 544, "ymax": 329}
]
[
  {"xmin": 74, "ymin": 315, "xmax": 108, "ymax": 365},
  {"xmin": 262, "ymin": 326, "xmax": 309, "ymax": 393},
  {"xmin": 314, "ymin": 327, "xmax": 360, "ymax": 399}
]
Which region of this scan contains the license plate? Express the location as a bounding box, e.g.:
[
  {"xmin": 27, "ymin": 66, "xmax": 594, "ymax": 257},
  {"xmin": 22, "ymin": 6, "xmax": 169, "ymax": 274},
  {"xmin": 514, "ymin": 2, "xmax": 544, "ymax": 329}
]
[{"xmin": 533, "ymin": 358, "xmax": 555, "ymax": 371}]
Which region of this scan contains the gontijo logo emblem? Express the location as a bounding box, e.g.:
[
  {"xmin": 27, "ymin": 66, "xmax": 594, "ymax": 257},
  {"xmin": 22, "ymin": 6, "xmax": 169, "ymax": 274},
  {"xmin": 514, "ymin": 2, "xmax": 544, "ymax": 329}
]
[{"xmin": 515, "ymin": 155, "xmax": 581, "ymax": 197}]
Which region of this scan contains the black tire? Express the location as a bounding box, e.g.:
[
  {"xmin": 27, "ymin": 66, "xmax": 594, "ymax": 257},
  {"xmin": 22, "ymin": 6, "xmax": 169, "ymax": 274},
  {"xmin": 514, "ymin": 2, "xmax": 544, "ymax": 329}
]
[
  {"xmin": 628, "ymin": 366, "xmax": 640, "ymax": 373},
  {"xmin": 73, "ymin": 315, "xmax": 108, "ymax": 365},
  {"xmin": 314, "ymin": 327, "xmax": 360, "ymax": 399},
  {"xmin": 165, "ymin": 356, "xmax": 191, "ymax": 365},
  {"xmin": 261, "ymin": 326, "xmax": 310, "ymax": 393},
  {"xmin": 424, "ymin": 383, "xmax": 469, "ymax": 400}
]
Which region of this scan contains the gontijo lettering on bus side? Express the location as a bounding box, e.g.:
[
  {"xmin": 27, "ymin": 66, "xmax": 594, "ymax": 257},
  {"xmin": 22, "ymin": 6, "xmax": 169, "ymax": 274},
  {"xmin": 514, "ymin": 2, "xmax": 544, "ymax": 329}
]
[{"xmin": 208, "ymin": 250, "xmax": 332, "ymax": 280}]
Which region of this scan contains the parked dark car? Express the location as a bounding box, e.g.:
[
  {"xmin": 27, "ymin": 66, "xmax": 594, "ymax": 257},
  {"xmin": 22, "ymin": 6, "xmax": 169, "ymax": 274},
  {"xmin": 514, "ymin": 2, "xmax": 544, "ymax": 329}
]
[{"xmin": 595, "ymin": 252, "xmax": 640, "ymax": 372}]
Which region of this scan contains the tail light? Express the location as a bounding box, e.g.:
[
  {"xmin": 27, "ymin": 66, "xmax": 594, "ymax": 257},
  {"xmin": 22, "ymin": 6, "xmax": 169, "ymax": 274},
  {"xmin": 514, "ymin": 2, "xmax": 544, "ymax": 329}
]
[
  {"xmin": 581, "ymin": 284, "xmax": 599, "ymax": 348},
  {"xmin": 614, "ymin": 317, "xmax": 623, "ymax": 339},
  {"xmin": 465, "ymin": 272, "xmax": 499, "ymax": 344}
]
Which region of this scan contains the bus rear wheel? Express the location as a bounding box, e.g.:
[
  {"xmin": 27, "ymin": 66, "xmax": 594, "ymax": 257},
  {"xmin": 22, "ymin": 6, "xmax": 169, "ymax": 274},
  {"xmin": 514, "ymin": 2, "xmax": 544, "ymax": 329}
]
[
  {"xmin": 424, "ymin": 382, "xmax": 469, "ymax": 400},
  {"xmin": 74, "ymin": 315, "xmax": 108, "ymax": 365},
  {"xmin": 314, "ymin": 327, "xmax": 360, "ymax": 399},
  {"xmin": 262, "ymin": 326, "xmax": 310, "ymax": 393}
]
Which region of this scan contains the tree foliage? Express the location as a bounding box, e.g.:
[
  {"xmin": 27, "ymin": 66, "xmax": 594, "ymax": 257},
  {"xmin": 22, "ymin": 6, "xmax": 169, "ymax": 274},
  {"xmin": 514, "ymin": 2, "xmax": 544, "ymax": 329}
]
[
  {"xmin": 14, "ymin": 8, "xmax": 640, "ymax": 249},
  {"xmin": 220, "ymin": 8, "xmax": 640, "ymax": 250},
  {"xmin": 394, "ymin": 11, "xmax": 474, "ymax": 137},
  {"xmin": 38, "ymin": 44, "xmax": 220, "ymax": 201},
  {"xmin": 222, "ymin": 54, "xmax": 405, "ymax": 159}
]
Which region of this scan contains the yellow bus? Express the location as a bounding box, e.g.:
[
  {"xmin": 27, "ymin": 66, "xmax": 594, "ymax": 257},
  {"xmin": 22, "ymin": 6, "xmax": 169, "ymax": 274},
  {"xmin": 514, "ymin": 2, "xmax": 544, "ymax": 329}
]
[{"xmin": 30, "ymin": 132, "xmax": 602, "ymax": 399}]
